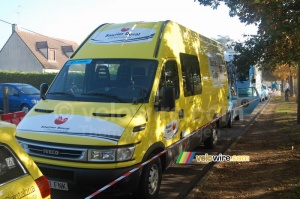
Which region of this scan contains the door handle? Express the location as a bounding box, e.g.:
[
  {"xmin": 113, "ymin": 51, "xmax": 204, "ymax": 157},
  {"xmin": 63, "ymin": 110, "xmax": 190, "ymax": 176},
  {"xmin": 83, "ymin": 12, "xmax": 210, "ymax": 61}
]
[{"xmin": 179, "ymin": 109, "xmax": 184, "ymax": 119}]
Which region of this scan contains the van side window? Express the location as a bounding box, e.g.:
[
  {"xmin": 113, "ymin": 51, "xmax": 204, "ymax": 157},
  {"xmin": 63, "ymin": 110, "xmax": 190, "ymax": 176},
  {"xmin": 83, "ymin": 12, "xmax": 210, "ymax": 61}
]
[
  {"xmin": 180, "ymin": 53, "xmax": 202, "ymax": 97},
  {"xmin": 158, "ymin": 60, "xmax": 179, "ymax": 99}
]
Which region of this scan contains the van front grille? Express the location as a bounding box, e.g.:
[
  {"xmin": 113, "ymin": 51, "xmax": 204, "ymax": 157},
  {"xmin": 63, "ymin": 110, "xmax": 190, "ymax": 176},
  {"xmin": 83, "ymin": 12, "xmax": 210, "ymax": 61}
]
[
  {"xmin": 28, "ymin": 145, "xmax": 83, "ymax": 159},
  {"xmin": 23, "ymin": 142, "xmax": 88, "ymax": 162}
]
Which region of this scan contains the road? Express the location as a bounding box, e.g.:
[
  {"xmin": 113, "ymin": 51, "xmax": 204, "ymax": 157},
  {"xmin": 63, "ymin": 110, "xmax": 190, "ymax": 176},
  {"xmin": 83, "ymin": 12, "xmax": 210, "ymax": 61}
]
[{"xmin": 51, "ymin": 100, "xmax": 268, "ymax": 199}]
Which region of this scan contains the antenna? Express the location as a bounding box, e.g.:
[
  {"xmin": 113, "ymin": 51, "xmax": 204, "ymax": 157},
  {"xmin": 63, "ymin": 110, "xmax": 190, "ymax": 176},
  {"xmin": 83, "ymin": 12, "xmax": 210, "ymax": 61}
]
[{"xmin": 16, "ymin": 4, "xmax": 21, "ymax": 24}]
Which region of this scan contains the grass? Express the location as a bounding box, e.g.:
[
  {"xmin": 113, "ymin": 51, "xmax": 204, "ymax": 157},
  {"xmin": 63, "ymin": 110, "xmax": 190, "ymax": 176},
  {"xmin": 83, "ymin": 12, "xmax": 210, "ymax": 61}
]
[{"xmin": 271, "ymin": 95, "xmax": 300, "ymax": 156}]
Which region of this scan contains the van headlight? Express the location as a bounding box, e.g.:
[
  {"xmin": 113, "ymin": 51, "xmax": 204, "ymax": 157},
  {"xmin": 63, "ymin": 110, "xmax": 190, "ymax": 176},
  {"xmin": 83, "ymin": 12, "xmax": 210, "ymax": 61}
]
[{"xmin": 88, "ymin": 146, "xmax": 135, "ymax": 162}]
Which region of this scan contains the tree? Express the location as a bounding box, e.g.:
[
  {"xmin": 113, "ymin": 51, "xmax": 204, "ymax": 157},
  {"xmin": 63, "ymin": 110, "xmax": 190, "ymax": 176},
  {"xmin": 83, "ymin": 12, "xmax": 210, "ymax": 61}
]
[
  {"xmin": 272, "ymin": 64, "xmax": 297, "ymax": 95},
  {"xmin": 213, "ymin": 35, "xmax": 235, "ymax": 52},
  {"xmin": 195, "ymin": 0, "xmax": 300, "ymax": 124}
]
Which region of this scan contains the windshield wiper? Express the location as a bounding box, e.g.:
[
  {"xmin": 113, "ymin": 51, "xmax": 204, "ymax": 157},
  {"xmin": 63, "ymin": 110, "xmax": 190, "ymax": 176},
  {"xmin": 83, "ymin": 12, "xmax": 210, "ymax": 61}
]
[
  {"xmin": 47, "ymin": 91, "xmax": 75, "ymax": 97},
  {"xmin": 81, "ymin": 92, "xmax": 124, "ymax": 102}
]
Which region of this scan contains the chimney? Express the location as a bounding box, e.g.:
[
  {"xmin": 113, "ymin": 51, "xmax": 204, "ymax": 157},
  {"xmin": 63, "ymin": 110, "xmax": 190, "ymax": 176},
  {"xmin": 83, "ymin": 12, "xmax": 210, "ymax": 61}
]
[{"xmin": 12, "ymin": 24, "xmax": 18, "ymax": 33}]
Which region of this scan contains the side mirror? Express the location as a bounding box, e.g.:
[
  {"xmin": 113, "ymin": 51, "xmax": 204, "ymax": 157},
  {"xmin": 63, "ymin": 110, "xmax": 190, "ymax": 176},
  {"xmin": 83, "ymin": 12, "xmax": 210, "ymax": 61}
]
[
  {"xmin": 40, "ymin": 83, "xmax": 49, "ymax": 100},
  {"xmin": 161, "ymin": 87, "xmax": 175, "ymax": 111},
  {"xmin": 251, "ymin": 78, "xmax": 256, "ymax": 84}
]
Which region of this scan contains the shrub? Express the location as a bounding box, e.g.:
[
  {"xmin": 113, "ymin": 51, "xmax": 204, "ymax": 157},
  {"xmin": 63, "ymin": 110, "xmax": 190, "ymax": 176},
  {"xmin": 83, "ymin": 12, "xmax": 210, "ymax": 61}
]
[{"xmin": 0, "ymin": 71, "xmax": 57, "ymax": 89}]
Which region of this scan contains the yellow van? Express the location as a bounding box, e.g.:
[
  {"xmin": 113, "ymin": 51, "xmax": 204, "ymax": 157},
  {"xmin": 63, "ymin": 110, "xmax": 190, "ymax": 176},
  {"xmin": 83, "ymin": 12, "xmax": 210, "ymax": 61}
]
[
  {"xmin": 16, "ymin": 21, "xmax": 229, "ymax": 198},
  {"xmin": 0, "ymin": 121, "xmax": 51, "ymax": 199}
]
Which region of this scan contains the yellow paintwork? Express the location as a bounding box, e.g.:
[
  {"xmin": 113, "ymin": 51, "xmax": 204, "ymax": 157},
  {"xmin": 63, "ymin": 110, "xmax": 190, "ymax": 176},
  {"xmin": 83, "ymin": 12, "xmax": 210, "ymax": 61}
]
[
  {"xmin": 0, "ymin": 121, "xmax": 51, "ymax": 199},
  {"xmin": 16, "ymin": 21, "xmax": 228, "ymax": 170}
]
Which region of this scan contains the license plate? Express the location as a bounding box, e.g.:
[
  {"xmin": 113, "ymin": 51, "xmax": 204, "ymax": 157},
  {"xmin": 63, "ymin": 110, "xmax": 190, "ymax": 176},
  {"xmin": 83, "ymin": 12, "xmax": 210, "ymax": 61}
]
[{"xmin": 49, "ymin": 180, "xmax": 69, "ymax": 191}]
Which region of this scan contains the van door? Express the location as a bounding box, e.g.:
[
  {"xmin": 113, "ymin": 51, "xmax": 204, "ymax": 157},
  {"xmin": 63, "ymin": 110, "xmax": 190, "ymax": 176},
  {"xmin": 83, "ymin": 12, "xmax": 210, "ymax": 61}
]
[
  {"xmin": 236, "ymin": 87, "xmax": 260, "ymax": 115},
  {"xmin": 154, "ymin": 60, "xmax": 182, "ymax": 157}
]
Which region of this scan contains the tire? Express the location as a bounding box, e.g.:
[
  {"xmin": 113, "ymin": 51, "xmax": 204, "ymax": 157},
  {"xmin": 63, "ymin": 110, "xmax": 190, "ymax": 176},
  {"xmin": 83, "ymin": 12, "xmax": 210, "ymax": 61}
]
[
  {"xmin": 234, "ymin": 114, "xmax": 240, "ymax": 121},
  {"xmin": 226, "ymin": 112, "xmax": 233, "ymax": 128},
  {"xmin": 204, "ymin": 125, "xmax": 218, "ymax": 149},
  {"xmin": 133, "ymin": 156, "xmax": 162, "ymax": 199}
]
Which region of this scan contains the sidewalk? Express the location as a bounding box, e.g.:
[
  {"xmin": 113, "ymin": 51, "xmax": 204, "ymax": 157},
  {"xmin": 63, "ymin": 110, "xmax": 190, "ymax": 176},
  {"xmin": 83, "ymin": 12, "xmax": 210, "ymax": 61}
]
[{"xmin": 187, "ymin": 95, "xmax": 300, "ymax": 199}]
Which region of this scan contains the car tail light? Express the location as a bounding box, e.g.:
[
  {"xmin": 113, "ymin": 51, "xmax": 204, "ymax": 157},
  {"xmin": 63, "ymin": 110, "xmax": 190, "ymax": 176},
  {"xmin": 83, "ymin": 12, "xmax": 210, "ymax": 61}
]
[{"xmin": 35, "ymin": 175, "xmax": 51, "ymax": 198}]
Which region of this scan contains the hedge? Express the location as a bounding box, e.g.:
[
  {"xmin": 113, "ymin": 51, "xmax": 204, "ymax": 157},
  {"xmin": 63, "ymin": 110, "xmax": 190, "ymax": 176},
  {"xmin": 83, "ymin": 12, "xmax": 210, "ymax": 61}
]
[{"xmin": 0, "ymin": 71, "xmax": 57, "ymax": 89}]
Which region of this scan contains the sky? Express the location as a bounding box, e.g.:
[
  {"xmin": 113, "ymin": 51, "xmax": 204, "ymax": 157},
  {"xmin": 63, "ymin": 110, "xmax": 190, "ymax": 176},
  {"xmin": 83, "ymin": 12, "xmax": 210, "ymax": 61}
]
[{"xmin": 0, "ymin": 0, "xmax": 258, "ymax": 50}]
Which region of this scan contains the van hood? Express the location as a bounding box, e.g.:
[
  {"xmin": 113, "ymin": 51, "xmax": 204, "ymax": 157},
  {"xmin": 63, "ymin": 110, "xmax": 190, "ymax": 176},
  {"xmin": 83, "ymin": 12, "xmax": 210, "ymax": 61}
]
[{"xmin": 16, "ymin": 100, "xmax": 144, "ymax": 145}]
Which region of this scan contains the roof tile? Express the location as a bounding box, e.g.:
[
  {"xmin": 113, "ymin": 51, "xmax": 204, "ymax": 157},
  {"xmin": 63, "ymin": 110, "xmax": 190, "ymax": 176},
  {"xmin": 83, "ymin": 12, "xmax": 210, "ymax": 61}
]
[{"xmin": 16, "ymin": 30, "xmax": 78, "ymax": 70}]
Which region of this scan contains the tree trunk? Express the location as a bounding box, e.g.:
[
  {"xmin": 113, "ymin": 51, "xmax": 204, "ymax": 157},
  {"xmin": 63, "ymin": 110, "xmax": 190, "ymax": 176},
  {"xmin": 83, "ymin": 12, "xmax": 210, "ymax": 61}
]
[
  {"xmin": 290, "ymin": 74, "xmax": 293, "ymax": 96},
  {"xmin": 297, "ymin": 62, "xmax": 300, "ymax": 124}
]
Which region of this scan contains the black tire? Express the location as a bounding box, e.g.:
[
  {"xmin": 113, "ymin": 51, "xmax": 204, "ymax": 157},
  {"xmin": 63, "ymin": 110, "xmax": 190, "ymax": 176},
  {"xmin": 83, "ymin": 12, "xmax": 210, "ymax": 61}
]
[
  {"xmin": 226, "ymin": 112, "xmax": 233, "ymax": 128},
  {"xmin": 133, "ymin": 156, "xmax": 162, "ymax": 199},
  {"xmin": 234, "ymin": 114, "xmax": 240, "ymax": 121},
  {"xmin": 203, "ymin": 125, "xmax": 218, "ymax": 149}
]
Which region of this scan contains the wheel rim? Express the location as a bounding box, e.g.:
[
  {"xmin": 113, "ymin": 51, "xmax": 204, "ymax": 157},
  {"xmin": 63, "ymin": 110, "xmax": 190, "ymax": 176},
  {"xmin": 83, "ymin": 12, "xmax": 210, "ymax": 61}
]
[
  {"xmin": 212, "ymin": 129, "xmax": 218, "ymax": 145},
  {"xmin": 148, "ymin": 163, "xmax": 159, "ymax": 195},
  {"xmin": 229, "ymin": 112, "xmax": 233, "ymax": 126},
  {"xmin": 21, "ymin": 106, "xmax": 29, "ymax": 113}
]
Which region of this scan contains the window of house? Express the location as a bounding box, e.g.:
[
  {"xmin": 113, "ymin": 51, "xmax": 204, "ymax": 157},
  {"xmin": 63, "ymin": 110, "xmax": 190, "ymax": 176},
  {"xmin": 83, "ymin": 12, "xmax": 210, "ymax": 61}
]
[
  {"xmin": 180, "ymin": 53, "xmax": 202, "ymax": 97},
  {"xmin": 48, "ymin": 49, "xmax": 56, "ymax": 61}
]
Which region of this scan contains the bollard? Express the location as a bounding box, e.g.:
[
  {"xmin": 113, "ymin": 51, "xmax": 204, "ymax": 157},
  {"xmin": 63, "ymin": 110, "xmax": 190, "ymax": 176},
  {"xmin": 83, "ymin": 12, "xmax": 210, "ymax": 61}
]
[{"xmin": 3, "ymin": 86, "xmax": 9, "ymax": 114}]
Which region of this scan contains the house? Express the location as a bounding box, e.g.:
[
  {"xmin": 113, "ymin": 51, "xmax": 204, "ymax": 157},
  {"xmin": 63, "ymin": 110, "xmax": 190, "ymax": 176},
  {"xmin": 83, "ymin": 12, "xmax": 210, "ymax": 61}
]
[{"xmin": 0, "ymin": 24, "xmax": 78, "ymax": 73}]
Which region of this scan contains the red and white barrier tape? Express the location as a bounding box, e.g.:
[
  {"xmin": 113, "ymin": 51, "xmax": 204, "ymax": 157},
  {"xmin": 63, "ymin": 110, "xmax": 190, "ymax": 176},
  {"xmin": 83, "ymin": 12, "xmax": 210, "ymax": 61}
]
[{"xmin": 85, "ymin": 98, "xmax": 259, "ymax": 199}]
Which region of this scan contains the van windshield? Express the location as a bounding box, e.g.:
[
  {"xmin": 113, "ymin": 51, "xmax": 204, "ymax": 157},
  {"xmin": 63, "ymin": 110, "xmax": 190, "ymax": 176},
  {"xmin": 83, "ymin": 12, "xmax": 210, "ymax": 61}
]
[{"xmin": 46, "ymin": 59, "xmax": 158, "ymax": 103}]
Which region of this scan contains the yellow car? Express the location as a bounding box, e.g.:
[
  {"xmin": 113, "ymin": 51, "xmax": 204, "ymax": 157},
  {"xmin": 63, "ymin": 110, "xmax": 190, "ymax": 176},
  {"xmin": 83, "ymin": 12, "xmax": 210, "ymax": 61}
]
[{"xmin": 0, "ymin": 121, "xmax": 51, "ymax": 199}]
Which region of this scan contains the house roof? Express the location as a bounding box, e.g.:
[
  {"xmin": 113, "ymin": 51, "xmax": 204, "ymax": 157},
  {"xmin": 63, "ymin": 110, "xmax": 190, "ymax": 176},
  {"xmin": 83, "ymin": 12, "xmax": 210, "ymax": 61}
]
[{"xmin": 15, "ymin": 29, "xmax": 78, "ymax": 70}]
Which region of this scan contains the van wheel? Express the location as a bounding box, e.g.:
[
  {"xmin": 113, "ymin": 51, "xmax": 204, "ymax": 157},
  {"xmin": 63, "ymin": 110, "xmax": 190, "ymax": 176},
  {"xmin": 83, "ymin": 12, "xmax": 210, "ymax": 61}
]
[
  {"xmin": 133, "ymin": 156, "xmax": 162, "ymax": 199},
  {"xmin": 226, "ymin": 112, "xmax": 233, "ymax": 128},
  {"xmin": 204, "ymin": 125, "xmax": 218, "ymax": 149}
]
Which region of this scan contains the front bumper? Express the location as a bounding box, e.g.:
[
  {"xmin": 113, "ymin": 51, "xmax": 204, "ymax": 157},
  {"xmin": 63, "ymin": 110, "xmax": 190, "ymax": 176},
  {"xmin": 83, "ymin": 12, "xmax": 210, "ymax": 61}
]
[{"xmin": 38, "ymin": 163, "xmax": 141, "ymax": 196}]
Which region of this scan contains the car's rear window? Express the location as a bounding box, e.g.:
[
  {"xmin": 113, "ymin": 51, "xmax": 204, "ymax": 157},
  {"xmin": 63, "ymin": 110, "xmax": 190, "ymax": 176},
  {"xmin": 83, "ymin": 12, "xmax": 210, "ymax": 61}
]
[{"xmin": 0, "ymin": 144, "xmax": 27, "ymax": 186}]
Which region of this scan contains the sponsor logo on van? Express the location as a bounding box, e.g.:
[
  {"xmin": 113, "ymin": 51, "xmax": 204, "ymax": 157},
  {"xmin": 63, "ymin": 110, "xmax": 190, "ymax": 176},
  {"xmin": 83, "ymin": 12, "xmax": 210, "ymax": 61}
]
[
  {"xmin": 164, "ymin": 120, "xmax": 179, "ymax": 140},
  {"xmin": 121, "ymin": 27, "xmax": 130, "ymax": 32},
  {"xmin": 54, "ymin": 116, "xmax": 68, "ymax": 125},
  {"xmin": 90, "ymin": 27, "xmax": 156, "ymax": 44}
]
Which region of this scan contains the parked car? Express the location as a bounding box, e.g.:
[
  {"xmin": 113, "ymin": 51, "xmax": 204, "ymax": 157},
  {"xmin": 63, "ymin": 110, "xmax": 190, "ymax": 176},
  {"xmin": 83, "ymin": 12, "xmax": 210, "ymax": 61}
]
[
  {"xmin": 261, "ymin": 85, "xmax": 269, "ymax": 100},
  {"xmin": 0, "ymin": 83, "xmax": 40, "ymax": 113},
  {"xmin": 0, "ymin": 121, "xmax": 51, "ymax": 199},
  {"xmin": 236, "ymin": 87, "xmax": 261, "ymax": 115},
  {"xmin": 227, "ymin": 87, "xmax": 239, "ymax": 125}
]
